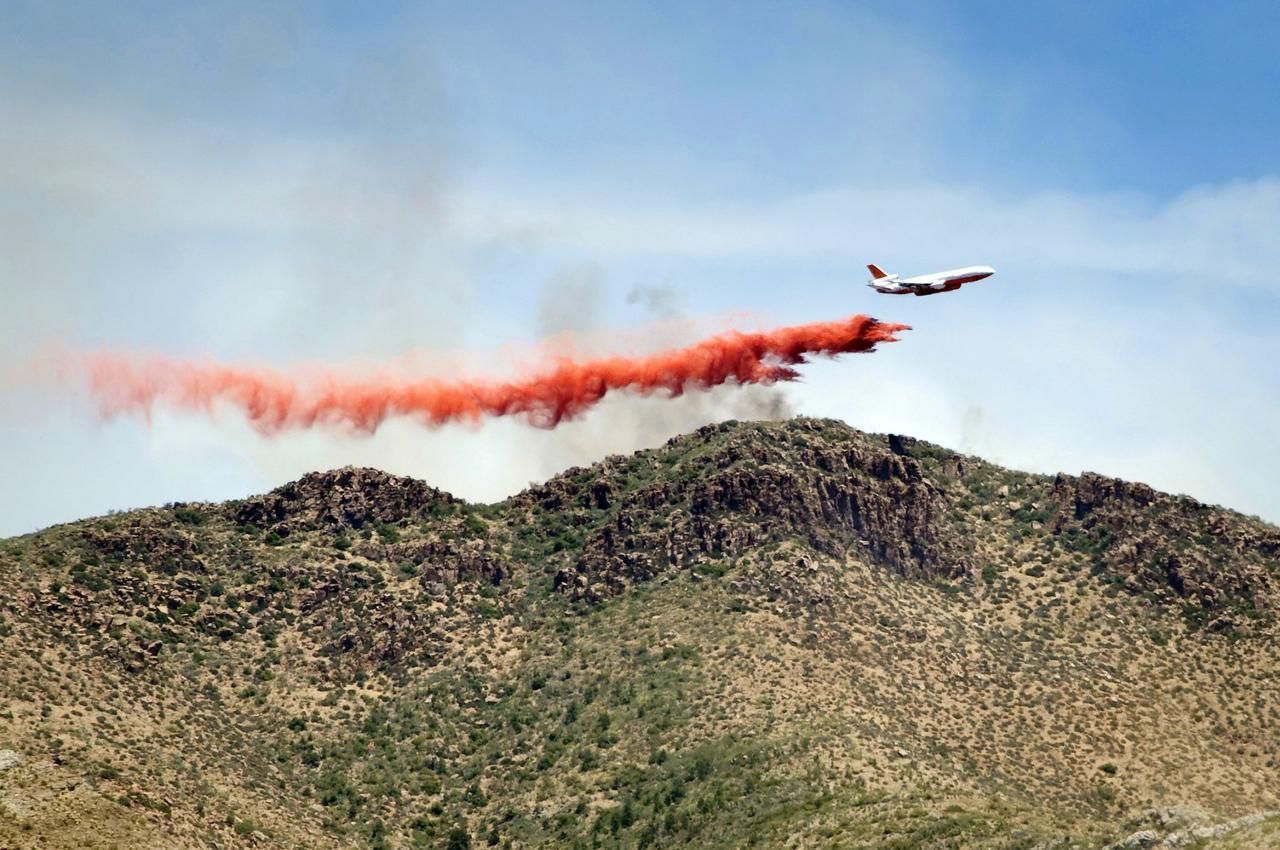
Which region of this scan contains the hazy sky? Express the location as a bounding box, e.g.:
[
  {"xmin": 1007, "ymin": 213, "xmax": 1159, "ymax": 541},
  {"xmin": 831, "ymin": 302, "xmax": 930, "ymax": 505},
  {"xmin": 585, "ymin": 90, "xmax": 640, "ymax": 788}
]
[{"xmin": 2, "ymin": 1, "xmax": 1279, "ymax": 536}]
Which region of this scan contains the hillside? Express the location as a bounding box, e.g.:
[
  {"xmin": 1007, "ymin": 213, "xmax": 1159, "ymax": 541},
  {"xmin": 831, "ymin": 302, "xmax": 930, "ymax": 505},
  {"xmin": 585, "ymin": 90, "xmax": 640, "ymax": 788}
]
[{"xmin": 1, "ymin": 417, "xmax": 1277, "ymax": 849}]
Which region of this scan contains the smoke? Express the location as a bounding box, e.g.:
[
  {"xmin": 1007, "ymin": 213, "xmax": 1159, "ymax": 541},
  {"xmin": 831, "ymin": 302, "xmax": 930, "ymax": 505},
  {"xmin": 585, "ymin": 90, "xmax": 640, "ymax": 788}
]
[
  {"xmin": 621, "ymin": 281, "xmax": 796, "ymax": 422},
  {"xmin": 959, "ymin": 406, "xmax": 985, "ymax": 454},
  {"xmin": 625, "ymin": 282, "xmax": 682, "ymax": 320},
  {"xmin": 493, "ymin": 271, "xmax": 801, "ymax": 487},
  {"xmin": 75, "ymin": 315, "xmax": 907, "ymax": 434},
  {"xmin": 538, "ymin": 265, "xmax": 607, "ymax": 336}
]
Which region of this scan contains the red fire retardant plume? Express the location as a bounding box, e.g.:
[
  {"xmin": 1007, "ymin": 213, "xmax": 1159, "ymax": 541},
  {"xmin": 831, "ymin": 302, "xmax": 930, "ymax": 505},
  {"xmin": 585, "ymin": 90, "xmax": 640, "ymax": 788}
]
[{"xmin": 81, "ymin": 314, "xmax": 908, "ymax": 433}]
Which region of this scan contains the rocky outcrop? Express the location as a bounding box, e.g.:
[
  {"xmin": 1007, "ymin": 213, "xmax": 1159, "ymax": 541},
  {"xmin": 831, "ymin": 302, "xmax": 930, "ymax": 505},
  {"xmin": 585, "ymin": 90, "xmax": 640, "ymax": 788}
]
[
  {"xmin": 543, "ymin": 421, "xmax": 967, "ymax": 600},
  {"xmin": 1106, "ymin": 810, "xmax": 1280, "ymax": 850},
  {"xmin": 80, "ymin": 517, "xmax": 204, "ymax": 574},
  {"xmin": 313, "ymin": 592, "xmax": 441, "ymax": 669},
  {"xmin": 231, "ymin": 467, "xmax": 458, "ymax": 536},
  {"xmin": 1050, "ymin": 472, "xmax": 1278, "ymax": 629},
  {"xmin": 1162, "ymin": 811, "xmax": 1279, "ymax": 847},
  {"xmin": 381, "ymin": 537, "xmax": 511, "ymax": 589},
  {"xmin": 1053, "ymin": 472, "xmax": 1159, "ymax": 520}
]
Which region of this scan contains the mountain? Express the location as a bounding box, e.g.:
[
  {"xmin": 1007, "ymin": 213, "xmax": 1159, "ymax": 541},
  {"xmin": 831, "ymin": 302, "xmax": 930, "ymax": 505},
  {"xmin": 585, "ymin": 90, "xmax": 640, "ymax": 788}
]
[{"xmin": 1, "ymin": 418, "xmax": 1277, "ymax": 849}]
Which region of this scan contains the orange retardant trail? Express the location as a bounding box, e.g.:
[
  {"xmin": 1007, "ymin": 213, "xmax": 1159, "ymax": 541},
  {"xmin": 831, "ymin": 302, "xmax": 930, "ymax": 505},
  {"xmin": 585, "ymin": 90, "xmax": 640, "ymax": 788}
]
[{"xmin": 82, "ymin": 314, "xmax": 909, "ymax": 432}]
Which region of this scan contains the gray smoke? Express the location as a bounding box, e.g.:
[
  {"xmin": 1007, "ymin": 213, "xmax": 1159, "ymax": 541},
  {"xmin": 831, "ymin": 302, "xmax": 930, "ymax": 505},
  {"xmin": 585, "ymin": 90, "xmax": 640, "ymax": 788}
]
[
  {"xmin": 624, "ymin": 281, "xmax": 681, "ymax": 320},
  {"xmin": 624, "ymin": 281, "xmax": 794, "ymax": 422},
  {"xmin": 516, "ymin": 270, "xmax": 794, "ymax": 481},
  {"xmin": 959, "ymin": 405, "xmax": 985, "ymax": 454}
]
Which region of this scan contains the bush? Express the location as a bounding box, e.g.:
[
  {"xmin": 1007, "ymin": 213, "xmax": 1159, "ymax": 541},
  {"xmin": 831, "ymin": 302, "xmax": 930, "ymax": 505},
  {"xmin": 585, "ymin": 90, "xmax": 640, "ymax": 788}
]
[{"xmin": 173, "ymin": 508, "xmax": 206, "ymax": 526}]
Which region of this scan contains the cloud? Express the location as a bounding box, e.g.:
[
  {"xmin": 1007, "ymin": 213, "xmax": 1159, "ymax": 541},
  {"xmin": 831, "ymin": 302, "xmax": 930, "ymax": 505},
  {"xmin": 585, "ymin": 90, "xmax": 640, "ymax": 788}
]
[
  {"xmin": 450, "ymin": 177, "xmax": 1280, "ymax": 286},
  {"xmin": 0, "ymin": 20, "xmax": 460, "ymax": 362}
]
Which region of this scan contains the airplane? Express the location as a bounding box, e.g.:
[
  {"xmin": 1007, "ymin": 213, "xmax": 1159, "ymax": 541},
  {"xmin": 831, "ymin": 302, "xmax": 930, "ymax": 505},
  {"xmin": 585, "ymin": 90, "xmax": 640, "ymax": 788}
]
[{"xmin": 866, "ymin": 263, "xmax": 995, "ymax": 296}]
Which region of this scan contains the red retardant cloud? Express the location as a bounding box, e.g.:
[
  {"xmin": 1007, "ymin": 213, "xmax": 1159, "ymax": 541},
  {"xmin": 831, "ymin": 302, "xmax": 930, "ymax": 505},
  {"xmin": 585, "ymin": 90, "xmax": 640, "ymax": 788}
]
[{"xmin": 79, "ymin": 314, "xmax": 909, "ymax": 433}]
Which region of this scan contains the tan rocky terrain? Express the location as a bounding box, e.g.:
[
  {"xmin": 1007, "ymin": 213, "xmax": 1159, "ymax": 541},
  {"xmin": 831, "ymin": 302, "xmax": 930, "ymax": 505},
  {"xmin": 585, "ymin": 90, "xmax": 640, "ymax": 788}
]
[{"xmin": 1, "ymin": 417, "xmax": 1277, "ymax": 849}]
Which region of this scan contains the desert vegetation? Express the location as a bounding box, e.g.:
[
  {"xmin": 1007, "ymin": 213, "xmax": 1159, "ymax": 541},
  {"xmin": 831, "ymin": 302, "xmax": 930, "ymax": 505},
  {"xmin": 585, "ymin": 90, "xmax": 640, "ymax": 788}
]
[{"xmin": 1, "ymin": 419, "xmax": 1277, "ymax": 848}]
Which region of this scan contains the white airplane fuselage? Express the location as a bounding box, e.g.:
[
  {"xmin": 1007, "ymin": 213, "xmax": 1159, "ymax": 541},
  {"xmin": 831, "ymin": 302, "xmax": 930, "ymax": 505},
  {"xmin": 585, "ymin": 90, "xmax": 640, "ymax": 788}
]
[{"xmin": 867, "ymin": 264, "xmax": 995, "ymax": 296}]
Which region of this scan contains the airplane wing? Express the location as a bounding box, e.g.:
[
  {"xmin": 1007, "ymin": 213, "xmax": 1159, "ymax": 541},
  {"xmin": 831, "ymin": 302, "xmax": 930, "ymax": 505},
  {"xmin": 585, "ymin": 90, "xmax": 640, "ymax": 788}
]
[{"xmin": 912, "ymin": 282, "xmax": 962, "ymax": 296}]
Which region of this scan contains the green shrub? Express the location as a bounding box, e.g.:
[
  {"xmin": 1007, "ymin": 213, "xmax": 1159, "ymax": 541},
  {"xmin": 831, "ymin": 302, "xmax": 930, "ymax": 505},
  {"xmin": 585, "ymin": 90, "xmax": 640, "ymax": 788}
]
[{"xmin": 173, "ymin": 508, "xmax": 206, "ymax": 526}]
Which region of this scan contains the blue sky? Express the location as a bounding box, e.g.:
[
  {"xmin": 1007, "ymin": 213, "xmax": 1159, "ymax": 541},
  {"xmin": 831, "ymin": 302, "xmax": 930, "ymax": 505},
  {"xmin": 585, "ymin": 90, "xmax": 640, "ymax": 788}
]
[{"xmin": 2, "ymin": 1, "xmax": 1278, "ymax": 534}]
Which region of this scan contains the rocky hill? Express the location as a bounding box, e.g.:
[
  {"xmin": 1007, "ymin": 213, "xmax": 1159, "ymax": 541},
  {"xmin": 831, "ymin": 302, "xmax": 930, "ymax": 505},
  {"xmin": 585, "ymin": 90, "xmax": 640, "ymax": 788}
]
[{"xmin": 1, "ymin": 418, "xmax": 1277, "ymax": 849}]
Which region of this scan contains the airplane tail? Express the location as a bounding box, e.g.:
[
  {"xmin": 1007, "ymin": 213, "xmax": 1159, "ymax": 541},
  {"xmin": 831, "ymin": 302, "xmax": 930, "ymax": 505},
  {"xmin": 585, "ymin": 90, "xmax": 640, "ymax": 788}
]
[{"xmin": 867, "ymin": 264, "xmax": 890, "ymax": 280}]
